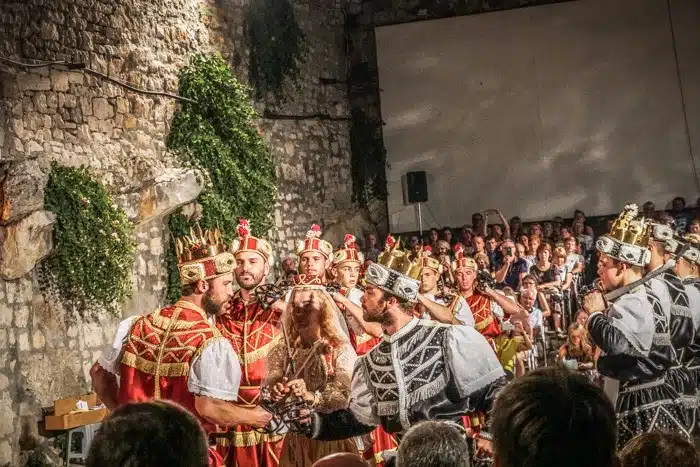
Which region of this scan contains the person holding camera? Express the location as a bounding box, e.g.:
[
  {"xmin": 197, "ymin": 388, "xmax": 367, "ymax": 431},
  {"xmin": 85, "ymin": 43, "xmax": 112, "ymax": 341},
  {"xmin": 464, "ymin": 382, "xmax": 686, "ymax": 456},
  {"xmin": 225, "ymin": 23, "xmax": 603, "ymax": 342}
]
[
  {"xmin": 495, "ymin": 319, "xmax": 533, "ymax": 380},
  {"xmin": 452, "ymin": 247, "xmax": 525, "ymax": 352},
  {"xmin": 494, "ymin": 240, "xmax": 529, "ymax": 290}
]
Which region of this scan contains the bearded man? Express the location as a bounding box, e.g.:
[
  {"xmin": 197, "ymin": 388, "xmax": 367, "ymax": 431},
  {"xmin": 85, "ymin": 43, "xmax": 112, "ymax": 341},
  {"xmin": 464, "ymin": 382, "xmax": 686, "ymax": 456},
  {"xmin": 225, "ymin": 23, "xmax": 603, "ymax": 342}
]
[
  {"xmin": 583, "ymin": 205, "xmax": 689, "ymax": 448},
  {"xmin": 90, "ymin": 227, "xmax": 272, "ymax": 467},
  {"xmin": 295, "ymin": 241, "xmax": 506, "ymax": 462},
  {"xmin": 416, "ymin": 246, "xmax": 474, "ymax": 326},
  {"xmin": 214, "ymin": 219, "xmax": 285, "ymax": 466}
]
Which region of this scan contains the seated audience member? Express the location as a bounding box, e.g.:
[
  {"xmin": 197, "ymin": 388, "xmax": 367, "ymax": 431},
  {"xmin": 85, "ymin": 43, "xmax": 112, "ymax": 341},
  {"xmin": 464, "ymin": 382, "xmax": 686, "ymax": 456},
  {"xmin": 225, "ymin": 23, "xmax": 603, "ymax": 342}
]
[
  {"xmin": 510, "ymin": 216, "xmax": 523, "ymax": 238},
  {"xmin": 642, "ymin": 200, "xmax": 656, "ymax": 220},
  {"xmin": 526, "ymin": 234, "xmax": 541, "ymax": 265},
  {"xmin": 543, "ymin": 221, "xmax": 554, "ymax": 242},
  {"xmin": 671, "ymin": 196, "xmax": 693, "ymax": 232},
  {"xmin": 485, "ymin": 235, "xmax": 499, "ymax": 267},
  {"xmin": 552, "ymin": 247, "xmax": 573, "ymax": 291},
  {"xmin": 495, "ymin": 240, "xmax": 528, "ymax": 290},
  {"xmin": 491, "ymin": 366, "xmax": 617, "ymax": 467},
  {"xmin": 619, "ymin": 432, "xmax": 700, "ymax": 467},
  {"xmin": 515, "ymin": 243, "xmax": 533, "ymax": 270},
  {"xmin": 474, "ymin": 252, "xmax": 491, "ymax": 274},
  {"xmin": 87, "ymin": 400, "xmax": 208, "ymax": 467},
  {"xmin": 689, "ymin": 219, "xmax": 700, "ymax": 234},
  {"xmin": 428, "ymin": 228, "xmax": 440, "ymax": 249},
  {"xmin": 520, "ymin": 275, "xmax": 553, "ymax": 337},
  {"xmin": 529, "ymin": 244, "xmax": 561, "ymax": 290},
  {"xmin": 496, "ymin": 319, "xmax": 533, "ymax": 379},
  {"xmin": 564, "ymin": 236, "xmax": 585, "ymax": 277},
  {"xmin": 442, "ymin": 226, "xmax": 454, "ymax": 245},
  {"xmin": 396, "ymin": 421, "xmax": 470, "ymax": 467},
  {"xmin": 557, "ymin": 323, "xmax": 595, "ymax": 379}
]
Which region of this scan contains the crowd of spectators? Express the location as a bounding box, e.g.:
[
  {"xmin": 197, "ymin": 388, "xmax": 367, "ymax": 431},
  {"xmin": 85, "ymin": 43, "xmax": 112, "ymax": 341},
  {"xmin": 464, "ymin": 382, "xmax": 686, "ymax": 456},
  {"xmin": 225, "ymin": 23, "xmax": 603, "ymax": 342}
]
[{"xmin": 88, "ymin": 368, "xmax": 700, "ymax": 467}]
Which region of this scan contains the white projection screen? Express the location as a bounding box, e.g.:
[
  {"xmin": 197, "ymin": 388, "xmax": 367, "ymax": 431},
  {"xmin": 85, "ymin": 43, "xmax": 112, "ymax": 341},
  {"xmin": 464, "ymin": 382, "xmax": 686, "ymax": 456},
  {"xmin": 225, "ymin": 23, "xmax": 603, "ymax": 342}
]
[{"xmin": 376, "ymin": 0, "xmax": 700, "ymax": 233}]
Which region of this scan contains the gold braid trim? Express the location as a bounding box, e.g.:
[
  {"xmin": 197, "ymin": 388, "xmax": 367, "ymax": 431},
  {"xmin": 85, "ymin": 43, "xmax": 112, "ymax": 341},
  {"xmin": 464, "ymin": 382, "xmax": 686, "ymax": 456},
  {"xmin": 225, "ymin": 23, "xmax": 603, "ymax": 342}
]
[
  {"xmin": 215, "ymin": 430, "xmax": 284, "ymax": 448},
  {"xmin": 150, "ymin": 310, "xmax": 199, "ymax": 330},
  {"xmin": 242, "ymin": 334, "xmax": 281, "ymax": 365},
  {"xmin": 475, "ymin": 315, "xmax": 494, "ymax": 331},
  {"xmin": 121, "ymin": 351, "xmax": 190, "ymax": 377},
  {"xmin": 192, "ymin": 334, "xmax": 225, "ymax": 362}
]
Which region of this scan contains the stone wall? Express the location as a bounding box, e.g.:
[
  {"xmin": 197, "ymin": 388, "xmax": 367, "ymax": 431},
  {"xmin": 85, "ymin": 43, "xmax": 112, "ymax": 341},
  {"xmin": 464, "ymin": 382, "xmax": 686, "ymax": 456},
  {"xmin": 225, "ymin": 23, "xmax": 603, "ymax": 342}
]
[{"xmin": 0, "ymin": 0, "xmax": 373, "ymax": 464}]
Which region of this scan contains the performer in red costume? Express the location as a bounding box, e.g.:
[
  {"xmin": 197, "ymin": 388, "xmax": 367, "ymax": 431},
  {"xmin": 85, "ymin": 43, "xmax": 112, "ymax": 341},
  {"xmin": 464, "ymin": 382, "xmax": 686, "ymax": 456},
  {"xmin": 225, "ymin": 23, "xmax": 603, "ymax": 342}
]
[
  {"xmin": 330, "ymin": 234, "xmax": 383, "ymax": 356},
  {"xmin": 215, "ymin": 219, "xmax": 285, "ymax": 467},
  {"xmin": 451, "ymin": 243, "xmax": 523, "ymax": 436},
  {"xmin": 90, "ymin": 227, "xmax": 272, "ymax": 467}
]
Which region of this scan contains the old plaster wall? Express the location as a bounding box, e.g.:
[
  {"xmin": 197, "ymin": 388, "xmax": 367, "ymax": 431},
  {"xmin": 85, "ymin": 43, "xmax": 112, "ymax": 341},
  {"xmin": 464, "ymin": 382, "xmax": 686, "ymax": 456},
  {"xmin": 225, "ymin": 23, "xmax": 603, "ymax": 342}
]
[{"xmin": 0, "ymin": 0, "xmax": 367, "ymax": 464}]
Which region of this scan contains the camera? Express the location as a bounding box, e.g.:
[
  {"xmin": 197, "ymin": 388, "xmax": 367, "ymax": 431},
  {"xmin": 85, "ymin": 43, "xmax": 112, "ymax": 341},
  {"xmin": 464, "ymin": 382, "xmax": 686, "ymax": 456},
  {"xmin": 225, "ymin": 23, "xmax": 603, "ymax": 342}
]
[
  {"xmin": 476, "ymin": 269, "xmax": 496, "ymax": 292},
  {"xmin": 504, "ymin": 247, "xmax": 513, "ymax": 256}
]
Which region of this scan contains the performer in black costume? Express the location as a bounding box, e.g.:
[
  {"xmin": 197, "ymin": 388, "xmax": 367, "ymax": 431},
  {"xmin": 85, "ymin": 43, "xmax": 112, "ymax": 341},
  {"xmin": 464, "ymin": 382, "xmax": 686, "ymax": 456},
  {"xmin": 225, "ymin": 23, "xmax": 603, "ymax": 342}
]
[
  {"xmin": 583, "ymin": 205, "xmax": 690, "ymax": 448},
  {"xmin": 674, "ymin": 233, "xmax": 700, "ymax": 434},
  {"xmin": 291, "ymin": 239, "xmax": 507, "ymax": 461},
  {"xmin": 646, "ymin": 222, "xmax": 696, "ymax": 431}
]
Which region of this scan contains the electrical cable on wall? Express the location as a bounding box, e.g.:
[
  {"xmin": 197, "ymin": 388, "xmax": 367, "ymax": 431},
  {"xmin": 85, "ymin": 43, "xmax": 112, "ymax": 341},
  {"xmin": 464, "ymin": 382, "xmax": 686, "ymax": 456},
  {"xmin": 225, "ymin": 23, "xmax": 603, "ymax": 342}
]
[
  {"xmin": 0, "ymin": 56, "xmax": 198, "ymax": 104},
  {"xmin": 666, "ymin": 0, "xmax": 700, "ymax": 197}
]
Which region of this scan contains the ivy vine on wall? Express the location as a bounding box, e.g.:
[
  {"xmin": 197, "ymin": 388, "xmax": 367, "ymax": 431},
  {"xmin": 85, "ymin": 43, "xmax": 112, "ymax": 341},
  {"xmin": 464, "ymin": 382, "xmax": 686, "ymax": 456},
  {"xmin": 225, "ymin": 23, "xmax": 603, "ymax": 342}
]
[
  {"xmin": 247, "ymin": 0, "xmax": 307, "ymax": 100},
  {"xmin": 42, "ymin": 161, "xmax": 136, "ymax": 319},
  {"xmin": 165, "ymin": 54, "xmax": 277, "ymax": 302}
]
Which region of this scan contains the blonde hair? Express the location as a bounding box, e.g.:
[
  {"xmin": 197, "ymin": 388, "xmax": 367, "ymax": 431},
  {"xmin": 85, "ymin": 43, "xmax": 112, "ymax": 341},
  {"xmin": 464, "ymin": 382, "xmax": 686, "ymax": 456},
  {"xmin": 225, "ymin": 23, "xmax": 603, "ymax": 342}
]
[
  {"xmin": 474, "ymin": 252, "xmax": 489, "ymax": 265},
  {"xmin": 566, "ymin": 323, "xmax": 592, "ymax": 358},
  {"xmin": 553, "ymin": 246, "xmax": 567, "ymax": 259},
  {"xmin": 285, "ymin": 289, "xmax": 345, "ymax": 349}
]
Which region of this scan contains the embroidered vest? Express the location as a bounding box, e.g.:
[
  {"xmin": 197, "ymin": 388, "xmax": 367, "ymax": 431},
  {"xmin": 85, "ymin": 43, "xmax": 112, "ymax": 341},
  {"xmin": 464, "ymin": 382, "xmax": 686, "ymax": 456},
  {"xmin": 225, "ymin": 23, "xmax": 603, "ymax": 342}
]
[
  {"xmin": 118, "ymin": 301, "xmax": 222, "ymax": 433},
  {"xmin": 464, "ymin": 293, "xmax": 501, "ymax": 339},
  {"xmin": 216, "ymin": 294, "xmax": 282, "ymax": 407},
  {"xmin": 362, "ymin": 321, "xmax": 451, "ymax": 431}
]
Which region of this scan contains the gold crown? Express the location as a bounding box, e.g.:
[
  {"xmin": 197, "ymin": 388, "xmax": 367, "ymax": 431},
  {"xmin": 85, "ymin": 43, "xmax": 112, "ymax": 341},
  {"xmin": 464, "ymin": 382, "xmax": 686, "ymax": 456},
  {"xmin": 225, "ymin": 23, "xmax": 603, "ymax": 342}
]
[
  {"xmin": 174, "ymin": 225, "xmax": 235, "ymax": 286},
  {"xmin": 377, "ymin": 236, "xmax": 421, "ymax": 280},
  {"xmin": 174, "ymin": 225, "xmax": 228, "ymax": 263},
  {"xmin": 608, "ymin": 204, "xmax": 650, "ymax": 248}
]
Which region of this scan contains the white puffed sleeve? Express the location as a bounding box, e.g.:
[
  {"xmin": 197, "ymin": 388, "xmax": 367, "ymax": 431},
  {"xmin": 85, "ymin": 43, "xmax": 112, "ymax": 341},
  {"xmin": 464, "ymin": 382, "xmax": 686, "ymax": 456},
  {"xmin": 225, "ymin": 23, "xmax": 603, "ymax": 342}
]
[
  {"xmin": 445, "ymin": 325, "xmax": 505, "ymax": 398},
  {"xmin": 188, "ymin": 337, "xmax": 241, "ymax": 401},
  {"xmin": 453, "ymin": 297, "xmax": 475, "ymax": 327},
  {"xmin": 98, "ymin": 316, "xmax": 139, "ymax": 376}
]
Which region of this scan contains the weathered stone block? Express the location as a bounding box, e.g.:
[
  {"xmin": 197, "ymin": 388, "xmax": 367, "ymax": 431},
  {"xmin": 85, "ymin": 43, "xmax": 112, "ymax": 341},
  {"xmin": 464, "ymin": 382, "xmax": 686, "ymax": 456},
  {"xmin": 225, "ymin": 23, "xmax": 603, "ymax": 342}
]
[
  {"xmin": 19, "ymin": 74, "xmax": 51, "ymax": 91},
  {"xmin": 116, "ymin": 168, "xmax": 204, "ymax": 224},
  {"xmin": 0, "ymin": 210, "xmax": 56, "ymax": 280},
  {"xmin": 18, "ymin": 349, "xmax": 86, "ymax": 406},
  {"xmin": 0, "ymin": 159, "xmax": 48, "ymax": 224},
  {"xmin": 93, "ymin": 97, "xmax": 114, "ymax": 119},
  {"xmin": 18, "ymin": 332, "xmax": 29, "ymax": 352},
  {"xmin": 0, "ymin": 441, "xmax": 11, "ymax": 465},
  {"xmin": 31, "ymin": 330, "xmax": 45, "ymax": 349},
  {"xmin": 82, "ymin": 322, "xmax": 103, "ymax": 348},
  {"xmin": 0, "ymin": 393, "xmax": 14, "ymax": 437},
  {"xmin": 50, "ymin": 70, "xmax": 70, "ymax": 92}
]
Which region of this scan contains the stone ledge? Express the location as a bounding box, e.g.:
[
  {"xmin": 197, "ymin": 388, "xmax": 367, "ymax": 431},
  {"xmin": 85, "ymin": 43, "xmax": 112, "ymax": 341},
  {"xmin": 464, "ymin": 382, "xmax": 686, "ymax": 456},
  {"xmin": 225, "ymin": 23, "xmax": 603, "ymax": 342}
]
[{"xmin": 115, "ymin": 168, "xmax": 204, "ymax": 225}]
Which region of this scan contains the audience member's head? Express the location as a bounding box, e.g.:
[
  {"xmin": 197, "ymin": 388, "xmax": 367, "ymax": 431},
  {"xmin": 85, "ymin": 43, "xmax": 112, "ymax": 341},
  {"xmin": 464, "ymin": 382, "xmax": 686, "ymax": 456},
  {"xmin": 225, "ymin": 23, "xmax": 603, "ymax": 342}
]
[
  {"xmin": 672, "ymin": 196, "xmax": 686, "ymax": 213},
  {"xmin": 313, "ymin": 453, "xmax": 368, "ymax": 467},
  {"xmin": 619, "ymin": 432, "xmax": 700, "ymax": 467},
  {"xmin": 87, "ymin": 401, "xmax": 208, "ymax": 467},
  {"xmin": 474, "ymin": 252, "xmax": 490, "ymax": 272},
  {"xmin": 491, "ymin": 366, "xmax": 616, "ymax": 467},
  {"xmin": 397, "ymin": 421, "xmax": 470, "ymax": 467}
]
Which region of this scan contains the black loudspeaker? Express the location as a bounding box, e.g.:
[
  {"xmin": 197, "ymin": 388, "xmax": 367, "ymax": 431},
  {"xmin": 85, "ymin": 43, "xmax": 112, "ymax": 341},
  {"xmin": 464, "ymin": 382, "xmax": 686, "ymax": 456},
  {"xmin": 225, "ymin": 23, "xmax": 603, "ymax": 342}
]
[{"xmin": 406, "ymin": 171, "xmax": 428, "ymax": 203}]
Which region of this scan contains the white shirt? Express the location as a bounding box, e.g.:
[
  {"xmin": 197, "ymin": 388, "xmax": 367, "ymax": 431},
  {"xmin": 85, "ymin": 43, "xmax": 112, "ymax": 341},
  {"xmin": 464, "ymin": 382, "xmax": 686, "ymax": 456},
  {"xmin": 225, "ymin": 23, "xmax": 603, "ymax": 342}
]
[
  {"xmin": 422, "ymin": 293, "xmax": 475, "ymax": 327},
  {"xmin": 98, "ymin": 315, "xmax": 241, "ymax": 401}
]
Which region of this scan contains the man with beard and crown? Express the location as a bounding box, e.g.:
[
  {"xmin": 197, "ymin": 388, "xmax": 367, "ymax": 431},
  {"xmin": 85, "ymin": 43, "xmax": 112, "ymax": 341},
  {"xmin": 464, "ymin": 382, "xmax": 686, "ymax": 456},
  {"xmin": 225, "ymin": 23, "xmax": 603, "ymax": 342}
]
[
  {"xmin": 673, "ymin": 233, "xmax": 700, "ymax": 433},
  {"xmin": 645, "ymin": 221, "xmax": 697, "ymax": 432},
  {"xmin": 214, "ymin": 219, "xmax": 285, "ymax": 466},
  {"xmin": 417, "ymin": 245, "xmax": 475, "ymax": 326},
  {"xmin": 582, "ymin": 204, "xmax": 689, "ymax": 448},
  {"xmin": 452, "ymin": 244, "xmax": 523, "ymax": 352},
  {"xmin": 330, "ymin": 234, "xmax": 383, "ymax": 356},
  {"xmin": 90, "ymin": 226, "xmax": 273, "ymax": 467},
  {"xmin": 293, "ymin": 240, "xmax": 507, "ymax": 465}
]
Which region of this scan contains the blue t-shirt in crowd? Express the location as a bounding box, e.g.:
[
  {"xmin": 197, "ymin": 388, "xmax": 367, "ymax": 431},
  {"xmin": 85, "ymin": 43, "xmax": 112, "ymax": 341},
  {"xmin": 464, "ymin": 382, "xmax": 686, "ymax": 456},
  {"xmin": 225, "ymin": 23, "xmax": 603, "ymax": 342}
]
[{"xmin": 502, "ymin": 258, "xmax": 529, "ymax": 290}]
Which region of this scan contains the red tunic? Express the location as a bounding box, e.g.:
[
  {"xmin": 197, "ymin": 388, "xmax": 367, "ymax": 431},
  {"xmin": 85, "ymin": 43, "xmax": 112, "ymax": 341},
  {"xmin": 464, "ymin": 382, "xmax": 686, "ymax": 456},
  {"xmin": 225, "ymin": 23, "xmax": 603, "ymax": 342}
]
[
  {"xmin": 462, "ymin": 292, "xmax": 500, "ymax": 433},
  {"xmin": 118, "ymin": 301, "xmax": 226, "ymax": 467},
  {"xmin": 215, "ymin": 292, "xmax": 284, "ymax": 467}
]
